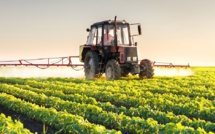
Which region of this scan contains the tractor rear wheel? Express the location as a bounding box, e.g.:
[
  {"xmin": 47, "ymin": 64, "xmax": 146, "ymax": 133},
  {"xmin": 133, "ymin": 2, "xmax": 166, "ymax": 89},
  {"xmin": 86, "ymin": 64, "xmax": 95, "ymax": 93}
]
[
  {"xmin": 84, "ymin": 51, "xmax": 100, "ymax": 79},
  {"xmin": 105, "ymin": 59, "xmax": 121, "ymax": 80},
  {"xmin": 139, "ymin": 59, "xmax": 154, "ymax": 79}
]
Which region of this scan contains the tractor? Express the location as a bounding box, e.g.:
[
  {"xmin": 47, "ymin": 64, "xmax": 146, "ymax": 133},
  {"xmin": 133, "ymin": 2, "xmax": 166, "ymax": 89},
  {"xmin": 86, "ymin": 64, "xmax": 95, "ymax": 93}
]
[{"xmin": 79, "ymin": 16, "xmax": 154, "ymax": 80}]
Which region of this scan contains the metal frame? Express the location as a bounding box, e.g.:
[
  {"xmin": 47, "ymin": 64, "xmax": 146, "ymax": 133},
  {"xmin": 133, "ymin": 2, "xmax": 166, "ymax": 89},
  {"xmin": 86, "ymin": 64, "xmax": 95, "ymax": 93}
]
[
  {"xmin": 153, "ymin": 62, "xmax": 190, "ymax": 68},
  {"xmin": 0, "ymin": 56, "xmax": 84, "ymax": 67}
]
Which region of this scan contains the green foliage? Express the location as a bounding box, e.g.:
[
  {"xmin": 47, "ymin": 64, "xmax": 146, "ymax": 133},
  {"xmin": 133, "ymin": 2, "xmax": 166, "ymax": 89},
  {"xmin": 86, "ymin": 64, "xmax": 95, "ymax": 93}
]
[
  {"xmin": 0, "ymin": 67, "xmax": 214, "ymax": 133},
  {"xmin": 0, "ymin": 113, "xmax": 32, "ymax": 134}
]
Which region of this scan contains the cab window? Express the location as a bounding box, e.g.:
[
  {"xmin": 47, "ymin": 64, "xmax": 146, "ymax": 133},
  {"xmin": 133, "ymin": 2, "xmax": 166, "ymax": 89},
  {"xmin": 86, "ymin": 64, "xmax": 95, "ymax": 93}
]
[{"xmin": 86, "ymin": 27, "xmax": 97, "ymax": 45}]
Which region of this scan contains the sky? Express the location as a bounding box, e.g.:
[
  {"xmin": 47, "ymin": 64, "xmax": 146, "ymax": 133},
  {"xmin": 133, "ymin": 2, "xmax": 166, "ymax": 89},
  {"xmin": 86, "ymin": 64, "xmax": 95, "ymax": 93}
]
[{"xmin": 0, "ymin": 0, "xmax": 215, "ymax": 66}]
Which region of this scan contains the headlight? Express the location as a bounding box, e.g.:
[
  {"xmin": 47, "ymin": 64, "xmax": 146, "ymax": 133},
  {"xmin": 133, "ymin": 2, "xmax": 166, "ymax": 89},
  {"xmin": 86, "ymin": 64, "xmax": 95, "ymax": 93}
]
[{"xmin": 133, "ymin": 57, "xmax": 137, "ymax": 61}]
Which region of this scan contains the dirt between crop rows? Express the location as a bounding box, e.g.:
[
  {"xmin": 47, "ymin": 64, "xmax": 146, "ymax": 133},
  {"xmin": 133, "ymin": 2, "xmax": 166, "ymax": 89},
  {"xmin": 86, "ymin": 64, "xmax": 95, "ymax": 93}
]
[{"xmin": 0, "ymin": 105, "xmax": 58, "ymax": 134}]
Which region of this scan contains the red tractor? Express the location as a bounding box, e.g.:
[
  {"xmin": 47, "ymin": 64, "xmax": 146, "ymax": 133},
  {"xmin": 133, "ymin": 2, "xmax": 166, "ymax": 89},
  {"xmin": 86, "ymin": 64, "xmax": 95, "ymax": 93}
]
[{"xmin": 79, "ymin": 16, "xmax": 154, "ymax": 80}]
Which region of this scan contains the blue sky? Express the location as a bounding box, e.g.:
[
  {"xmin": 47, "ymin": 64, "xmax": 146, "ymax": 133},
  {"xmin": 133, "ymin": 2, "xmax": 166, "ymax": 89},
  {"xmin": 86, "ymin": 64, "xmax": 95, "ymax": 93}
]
[{"xmin": 0, "ymin": 0, "xmax": 215, "ymax": 66}]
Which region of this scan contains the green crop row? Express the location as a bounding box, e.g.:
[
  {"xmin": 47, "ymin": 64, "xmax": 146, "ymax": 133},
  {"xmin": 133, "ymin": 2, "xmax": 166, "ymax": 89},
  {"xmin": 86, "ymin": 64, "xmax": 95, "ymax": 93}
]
[
  {"xmin": 15, "ymin": 84, "xmax": 98, "ymax": 105},
  {"xmin": 0, "ymin": 93, "xmax": 120, "ymax": 134},
  {"xmin": 0, "ymin": 84, "xmax": 161, "ymax": 134},
  {"xmin": 36, "ymin": 79, "xmax": 214, "ymax": 108},
  {"xmin": 21, "ymin": 79, "xmax": 215, "ymax": 111},
  {"xmin": 43, "ymin": 74, "xmax": 215, "ymax": 100},
  {"xmin": 19, "ymin": 79, "xmax": 215, "ymax": 123},
  {"xmin": 12, "ymin": 83, "xmax": 215, "ymax": 132},
  {"xmin": 0, "ymin": 77, "xmax": 214, "ymax": 122},
  {"xmin": 0, "ymin": 113, "xmax": 32, "ymax": 134},
  {"xmin": 1, "ymin": 76, "xmax": 214, "ymax": 101},
  {"xmin": 0, "ymin": 77, "xmax": 214, "ymax": 109},
  {"xmin": 34, "ymin": 78, "xmax": 215, "ymax": 101},
  {"xmin": 1, "ymin": 84, "xmax": 214, "ymax": 133}
]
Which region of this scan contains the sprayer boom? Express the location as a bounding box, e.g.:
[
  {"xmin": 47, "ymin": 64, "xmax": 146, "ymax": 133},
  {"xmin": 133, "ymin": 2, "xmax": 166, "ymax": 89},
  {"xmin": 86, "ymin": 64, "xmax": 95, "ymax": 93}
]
[
  {"xmin": 153, "ymin": 62, "xmax": 190, "ymax": 68},
  {"xmin": 0, "ymin": 56, "xmax": 84, "ymax": 67}
]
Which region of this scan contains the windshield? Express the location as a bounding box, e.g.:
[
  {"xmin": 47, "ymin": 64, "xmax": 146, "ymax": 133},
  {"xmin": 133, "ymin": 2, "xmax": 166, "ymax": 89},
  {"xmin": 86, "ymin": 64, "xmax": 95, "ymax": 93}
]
[
  {"xmin": 86, "ymin": 27, "xmax": 96, "ymax": 45},
  {"xmin": 103, "ymin": 24, "xmax": 130, "ymax": 46},
  {"xmin": 117, "ymin": 24, "xmax": 130, "ymax": 45}
]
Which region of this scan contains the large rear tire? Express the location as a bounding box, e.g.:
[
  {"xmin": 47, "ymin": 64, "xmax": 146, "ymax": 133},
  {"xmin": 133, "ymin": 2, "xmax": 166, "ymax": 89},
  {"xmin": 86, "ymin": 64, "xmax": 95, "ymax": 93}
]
[
  {"xmin": 105, "ymin": 59, "xmax": 121, "ymax": 80},
  {"xmin": 139, "ymin": 59, "xmax": 154, "ymax": 79},
  {"xmin": 84, "ymin": 51, "xmax": 100, "ymax": 79}
]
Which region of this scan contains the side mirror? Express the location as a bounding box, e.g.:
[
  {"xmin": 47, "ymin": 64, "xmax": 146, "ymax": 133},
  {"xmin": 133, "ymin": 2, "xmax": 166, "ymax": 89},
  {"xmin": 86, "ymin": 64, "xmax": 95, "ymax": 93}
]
[
  {"xmin": 135, "ymin": 42, "xmax": 137, "ymax": 46},
  {"xmin": 86, "ymin": 28, "xmax": 91, "ymax": 32},
  {"xmin": 138, "ymin": 25, "xmax": 142, "ymax": 35}
]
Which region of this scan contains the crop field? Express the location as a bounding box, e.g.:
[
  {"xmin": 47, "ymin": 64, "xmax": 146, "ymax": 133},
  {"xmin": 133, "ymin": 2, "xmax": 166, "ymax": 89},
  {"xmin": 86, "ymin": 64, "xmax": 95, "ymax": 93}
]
[{"xmin": 0, "ymin": 67, "xmax": 215, "ymax": 134}]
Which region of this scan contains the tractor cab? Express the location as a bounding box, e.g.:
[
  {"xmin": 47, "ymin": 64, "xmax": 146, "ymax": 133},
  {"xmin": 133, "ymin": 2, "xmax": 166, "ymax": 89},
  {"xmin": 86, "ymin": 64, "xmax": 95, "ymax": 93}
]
[
  {"xmin": 83, "ymin": 19, "xmax": 142, "ymax": 63},
  {"xmin": 86, "ymin": 20, "xmax": 131, "ymax": 46}
]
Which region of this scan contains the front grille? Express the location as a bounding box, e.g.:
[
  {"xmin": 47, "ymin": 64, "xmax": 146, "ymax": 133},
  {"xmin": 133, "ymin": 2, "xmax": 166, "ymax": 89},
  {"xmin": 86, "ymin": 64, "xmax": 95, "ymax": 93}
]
[{"xmin": 124, "ymin": 47, "xmax": 138, "ymax": 63}]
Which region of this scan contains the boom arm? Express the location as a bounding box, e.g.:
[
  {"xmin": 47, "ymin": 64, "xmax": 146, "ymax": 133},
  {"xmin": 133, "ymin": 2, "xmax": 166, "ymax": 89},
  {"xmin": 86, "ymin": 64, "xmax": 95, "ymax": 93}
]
[
  {"xmin": 0, "ymin": 56, "xmax": 84, "ymax": 67},
  {"xmin": 153, "ymin": 61, "xmax": 190, "ymax": 68}
]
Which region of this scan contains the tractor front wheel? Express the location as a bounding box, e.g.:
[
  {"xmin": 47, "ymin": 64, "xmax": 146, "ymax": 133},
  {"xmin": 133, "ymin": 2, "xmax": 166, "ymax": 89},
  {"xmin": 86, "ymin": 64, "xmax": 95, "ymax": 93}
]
[
  {"xmin": 84, "ymin": 51, "xmax": 100, "ymax": 79},
  {"xmin": 139, "ymin": 59, "xmax": 154, "ymax": 79},
  {"xmin": 105, "ymin": 59, "xmax": 121, "ymax": 80}
]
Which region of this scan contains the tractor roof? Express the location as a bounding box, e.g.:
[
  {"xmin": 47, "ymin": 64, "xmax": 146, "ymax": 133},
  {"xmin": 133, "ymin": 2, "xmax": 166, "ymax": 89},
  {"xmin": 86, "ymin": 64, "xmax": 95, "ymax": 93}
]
[{"xmin": 91, "ymin": 20, "xmax": 129, "ymax": 27}]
